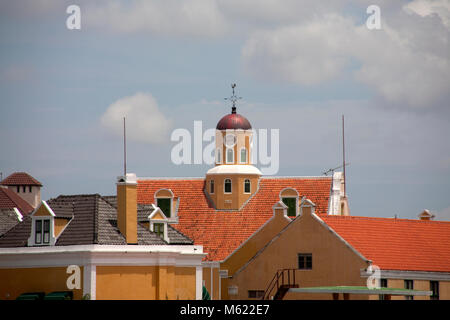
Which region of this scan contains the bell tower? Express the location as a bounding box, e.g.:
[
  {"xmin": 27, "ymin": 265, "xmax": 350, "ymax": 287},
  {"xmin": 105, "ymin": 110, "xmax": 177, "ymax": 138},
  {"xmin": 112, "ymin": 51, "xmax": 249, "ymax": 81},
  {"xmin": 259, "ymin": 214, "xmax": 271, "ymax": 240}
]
[{"xmin": 205, "ymin": 84, "xmax": 262, "ymax": 210}]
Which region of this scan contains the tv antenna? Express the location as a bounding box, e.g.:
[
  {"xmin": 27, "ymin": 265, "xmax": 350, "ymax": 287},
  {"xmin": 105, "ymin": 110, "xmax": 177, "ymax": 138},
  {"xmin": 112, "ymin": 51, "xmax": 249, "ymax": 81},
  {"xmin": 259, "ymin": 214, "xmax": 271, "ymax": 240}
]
[
  {"xmin": 123, "ymin": 117, "xmax": 127, "ymax": 176},
  {"xmin": 224, "ymin": 83, "xmax": 242, "ymax": 114},
  {"xmin": 323, "ymin": 115, "xmax": 349, "ymax": 197}
]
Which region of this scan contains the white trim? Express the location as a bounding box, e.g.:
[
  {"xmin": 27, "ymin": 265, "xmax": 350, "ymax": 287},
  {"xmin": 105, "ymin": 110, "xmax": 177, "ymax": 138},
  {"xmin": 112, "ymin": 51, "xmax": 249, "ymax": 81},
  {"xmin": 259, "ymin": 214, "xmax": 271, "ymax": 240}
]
[
  {"xmin": 0, "ymin": 245, "xmax": 206, "ymax": 269},
  {"xmin": 83, "ymin": 264, "xmax": 96, "ymax": 300},
  {"xmin": 207, "ymin": 165, "xmax": 262, "ymax": 175},
  {"xmin": 226, "ymin": 148, "xmax": 234, "ymax": 164},
  {"xmin": 13, "ymin": 207, "xmax": 23, "ymax": 222},
  {"xmin": 154, "ymin": 188, "xmax": 174, "ymax": 199},
  {"xmin": 196, "ymin": 266, "xmax": 203, "ymax": 300},
  {"xmin": 148, "ymin": 205, "xmax": 170, "ymax": 243},
  {"xmin": 360, "ymin": 269, "xmax": 450, "ymax": 281},
  {"xmin": 224, "ymin": 178, "xmax": 232, "ymax": 194}
]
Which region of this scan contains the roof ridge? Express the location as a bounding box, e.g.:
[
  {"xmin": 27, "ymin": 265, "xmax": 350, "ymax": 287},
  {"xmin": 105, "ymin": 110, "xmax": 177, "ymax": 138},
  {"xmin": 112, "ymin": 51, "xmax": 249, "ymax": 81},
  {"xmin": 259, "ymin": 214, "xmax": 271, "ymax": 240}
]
[{"xmin": 323, "ymin": 215, "xmax": 450, "ymax": 224}]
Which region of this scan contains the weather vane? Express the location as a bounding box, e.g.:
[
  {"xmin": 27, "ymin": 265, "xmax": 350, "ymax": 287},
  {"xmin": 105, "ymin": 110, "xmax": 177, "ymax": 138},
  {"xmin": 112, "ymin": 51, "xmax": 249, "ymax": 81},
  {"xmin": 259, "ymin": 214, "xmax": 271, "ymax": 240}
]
[{"xmin": 224, "ymin": 83, "xmax": 242, "ymax": 114}]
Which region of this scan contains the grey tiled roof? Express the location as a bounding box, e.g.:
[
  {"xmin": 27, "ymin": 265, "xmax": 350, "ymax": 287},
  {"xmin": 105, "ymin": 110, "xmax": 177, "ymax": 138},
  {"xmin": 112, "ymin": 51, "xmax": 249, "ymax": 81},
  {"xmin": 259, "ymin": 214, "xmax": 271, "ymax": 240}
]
[
  {"xmin": 0, "ymin": 209, "xmax": 21, "ymax": 236},
  {"xmin": 0, "ymin": 194, "xmax": 193, "ymax": 247}
]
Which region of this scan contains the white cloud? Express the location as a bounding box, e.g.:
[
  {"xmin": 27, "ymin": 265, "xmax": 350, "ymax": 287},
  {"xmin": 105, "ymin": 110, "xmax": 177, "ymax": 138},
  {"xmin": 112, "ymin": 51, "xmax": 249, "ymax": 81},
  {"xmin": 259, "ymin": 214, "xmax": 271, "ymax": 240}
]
[
  {"xmin": 100, "ymin": 92, "xmax": 172, "ymax": 144},
  {"xmin": 84, "ymin": 0, "xmax": 227, "ymax": 37},
  {"xmin": 241, "ymin": 5, "xmax": 450, "ymax": 110},
  {"xmin": 404, "ymin": 0, "xmax": 450, "ymax": 27}
]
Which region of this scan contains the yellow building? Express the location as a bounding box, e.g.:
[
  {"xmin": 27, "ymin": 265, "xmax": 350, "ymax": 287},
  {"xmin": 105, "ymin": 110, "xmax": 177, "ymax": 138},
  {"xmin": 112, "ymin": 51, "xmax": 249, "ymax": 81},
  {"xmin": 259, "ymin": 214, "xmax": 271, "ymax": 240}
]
[{"xmin": 0, "ymin": 173, "xmax": 205, "ymax": 300}]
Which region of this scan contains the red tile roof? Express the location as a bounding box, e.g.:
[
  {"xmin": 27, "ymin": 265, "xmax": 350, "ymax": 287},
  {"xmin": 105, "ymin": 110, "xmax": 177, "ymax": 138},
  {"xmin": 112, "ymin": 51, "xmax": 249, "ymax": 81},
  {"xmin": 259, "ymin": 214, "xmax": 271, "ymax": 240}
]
[
  {"xmin": 1, "ymin": 172, "xmax": 42, "ymax": 186},
  {"xmin": 138, "ymin": 177, "xmax": 332, "ymax": 261},
  {"xmin": 322, "ymin": 215, "xmax": 450, "ymax": 273},
  {"xmin": 0, "ymin": 187, "xmax": 34, "ymax": 215}
]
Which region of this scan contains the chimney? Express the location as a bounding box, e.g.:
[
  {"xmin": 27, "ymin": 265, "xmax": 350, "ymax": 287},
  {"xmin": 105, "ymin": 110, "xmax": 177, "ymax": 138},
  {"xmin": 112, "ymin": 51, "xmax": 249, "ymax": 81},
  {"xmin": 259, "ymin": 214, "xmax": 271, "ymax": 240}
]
[
  {"xmin": 418, "ymin": 209, "xmax": 434, "ymax": 221},
  {"xmin": 117, "ymin": 173, "xmax": 138, "ymax": 244},
  {"xmin": 272, "ymin": 200, "xmax": 288, "ymax": 218}
]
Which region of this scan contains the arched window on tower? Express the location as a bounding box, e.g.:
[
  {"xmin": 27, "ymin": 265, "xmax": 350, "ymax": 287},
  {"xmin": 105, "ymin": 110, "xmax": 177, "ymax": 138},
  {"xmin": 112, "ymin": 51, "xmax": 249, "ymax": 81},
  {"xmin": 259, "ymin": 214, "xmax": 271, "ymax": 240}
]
[
  {"xmin": 240, "ymin": 148, "xmax": 247, "ymax": 164},
  {"xmin": 216, "ymin": 148, "xmax": 222, "ymax": 164},
  {"xmin": 224, "ymin": 178, "xmax": 232, "ymax": 194},
  {"xmin": 226, "ymin": 148, "xmax": 234, "ymax": 164}
]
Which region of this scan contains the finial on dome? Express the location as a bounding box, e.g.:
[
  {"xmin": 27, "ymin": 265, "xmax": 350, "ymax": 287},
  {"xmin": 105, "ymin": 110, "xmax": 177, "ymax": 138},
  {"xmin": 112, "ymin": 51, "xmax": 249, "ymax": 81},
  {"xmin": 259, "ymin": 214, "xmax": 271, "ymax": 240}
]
[{"xmin": 225, "ymin": 83, "xmax": 241, "ymax": 114}]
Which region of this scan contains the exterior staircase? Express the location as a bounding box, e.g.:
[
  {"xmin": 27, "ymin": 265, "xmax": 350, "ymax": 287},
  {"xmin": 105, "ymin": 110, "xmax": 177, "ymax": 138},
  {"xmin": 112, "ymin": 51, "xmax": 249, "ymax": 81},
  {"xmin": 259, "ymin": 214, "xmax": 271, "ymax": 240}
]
[{"xmin": 262, "ymin": 269, "xmax": 299, "ymax": 300}]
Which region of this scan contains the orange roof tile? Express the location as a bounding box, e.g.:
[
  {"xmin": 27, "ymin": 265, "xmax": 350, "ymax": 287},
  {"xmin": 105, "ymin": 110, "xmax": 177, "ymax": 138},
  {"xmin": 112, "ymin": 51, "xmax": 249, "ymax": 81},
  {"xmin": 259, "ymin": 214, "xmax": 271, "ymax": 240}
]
[
  {"xmin": 322, "ymin": 216, "xmax": 450, "ymax": 273},
  {"xmin": 1, "ymin": 172, "xmax": 42, "ymax": 186},
  {"xmin": 138, "ymin": 177, "xmax": 332, "ymax": 261}
]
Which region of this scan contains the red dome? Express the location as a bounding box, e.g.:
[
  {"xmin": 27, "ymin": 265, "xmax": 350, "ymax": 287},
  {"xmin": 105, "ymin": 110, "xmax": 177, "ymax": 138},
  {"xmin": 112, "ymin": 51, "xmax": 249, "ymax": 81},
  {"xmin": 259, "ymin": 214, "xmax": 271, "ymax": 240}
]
[{"xmin": 216, "ymin": 113, "xmax": 252, "ymax": 130}]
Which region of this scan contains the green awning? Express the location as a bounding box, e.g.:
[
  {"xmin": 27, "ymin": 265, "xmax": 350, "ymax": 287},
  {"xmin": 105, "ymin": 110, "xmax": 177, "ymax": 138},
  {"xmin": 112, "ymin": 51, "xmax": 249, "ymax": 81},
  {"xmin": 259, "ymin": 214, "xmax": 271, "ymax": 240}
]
[
  {"xmin": 289, "ymin": 286, "xmax": 432, "ymax": 296},
  {"xmin": 43, "ymin": 291, "xmax": 73, "ymax": 300},
  {"xmin": 16, "ymin": 292, "xmax": 45, "ymax": 300}
]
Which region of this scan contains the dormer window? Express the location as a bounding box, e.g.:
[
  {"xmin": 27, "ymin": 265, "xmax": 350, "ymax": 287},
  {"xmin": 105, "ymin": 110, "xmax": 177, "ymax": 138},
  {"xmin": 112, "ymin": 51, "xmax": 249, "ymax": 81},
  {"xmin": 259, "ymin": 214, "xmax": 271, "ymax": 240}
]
[
  {"xmin": 28, "ymin": 201, "xmax": 56, "ymax": 246},
  {"xmin": 35, "ymin": 219, "xmax": 50, "ymax": 244},
  {"xmin": 154, "ymin": 189, "xmax": 175, "ymax": 220},
  {"xmin": 279, "ymin": 188, "xmax": 299, "ymax": 217},
  {"xmin": 148, "ymin": 204, "xmax": 170, "ymax": 243}
]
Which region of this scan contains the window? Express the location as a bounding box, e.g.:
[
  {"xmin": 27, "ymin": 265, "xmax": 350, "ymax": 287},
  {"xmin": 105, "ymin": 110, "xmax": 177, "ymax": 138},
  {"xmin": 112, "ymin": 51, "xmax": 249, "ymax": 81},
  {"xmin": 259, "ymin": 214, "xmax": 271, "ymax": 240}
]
[
  {"xmin": 240, "ymin": 148, "xmax": 247, "ymax": 163},
  {"xmin": 23, "ymin": 186, "xmax": 26, "ymax": 193},
  {"xmin": 17, "ymin": 186, "xmax": 20, "ymax": 193},
  {"xmin": 379, "ymin": 279, "xmax": 388, "ymax": 300},
  {"xmin": 298, "ymin": 253, "xmax": 312, "ymax": 270},
  {"xmin": 282, "ymin": 197, "xmax": 297, "ymax": 217},
  {"xmin": 210, "ymin": 180, "xmax": 215, "ymax": 194},
  {"xmin": 430, "ymin": 281, "xmax": 439, "ymax": 300},
  {"xmin": 153, "ymin": 223, "xmax": 164, "ymax": 238},
  {"xmin": 156, "ymin": 198, "xmax": 171, "ymax": 218},
  {"xmin": 244, "ymin": 179, "xmax": 251, "ymax": 193},
  {"xmin": 248, "ymin": 290, "xmax": 264, "ymax": 299},
  {"xmin": 404, "ymin": 280, "xmax": 413, "ymax": 300},
  {"xmin": 216, "ymin": 148, "xmax": 222, "ymax": 164},
  {"xmin": 35, "ymin": 220, "xmax": 42, "ymax": 244},
  {"xmin": 29, "ymin": 186, "xmax": 32, "ymax": 192},
  {"xmin": 226, "ymin": 148, "xmax": 234, "ymax": 164},
  {"xmin": 43, "ymin": 220, "xmax": 50, "ymax": 244},
  {"xmin": 224, "ymin": 179, "xmax": 232, "ymax": 194}
]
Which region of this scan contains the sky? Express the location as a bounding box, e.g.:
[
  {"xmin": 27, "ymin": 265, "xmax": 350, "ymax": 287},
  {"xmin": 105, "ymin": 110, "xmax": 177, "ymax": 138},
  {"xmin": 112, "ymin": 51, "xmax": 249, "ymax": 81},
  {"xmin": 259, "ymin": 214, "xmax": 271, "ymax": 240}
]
[{"xmin": 0, "ymin": 0, "xmax": 449, "ymax": 220}]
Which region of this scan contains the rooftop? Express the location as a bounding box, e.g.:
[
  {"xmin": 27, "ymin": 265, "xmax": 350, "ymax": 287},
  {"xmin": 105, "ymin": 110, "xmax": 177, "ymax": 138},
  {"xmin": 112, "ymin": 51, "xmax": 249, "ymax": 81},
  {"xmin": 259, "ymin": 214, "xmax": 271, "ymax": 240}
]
[{"xmin": 0, "ymin": 172, "xmax": 42, "ymax": 186}]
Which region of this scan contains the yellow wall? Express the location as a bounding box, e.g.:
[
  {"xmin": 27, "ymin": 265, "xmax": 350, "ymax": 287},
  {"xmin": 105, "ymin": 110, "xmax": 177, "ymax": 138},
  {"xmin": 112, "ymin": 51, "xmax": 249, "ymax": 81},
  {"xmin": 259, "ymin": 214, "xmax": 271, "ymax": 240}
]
[
  {"xmin": 0, "ymin": 267, "xmax": 84, "ymax": 300},
  {"xmin": 96, "ymin": 265, "xmax": 197, "ymax": 300},
  {"xmin": 206, "ymin": 174, "xmax": 259, "ymax": 210},
  {"xmin": 221, "ymin": 210, "xmax": 290, "ymax": 277},
  {"xmin": 203, "ymin": 267, "xmax": 220, "ymax": 300},
  {"xmin": 54, "ymin": 218, "xmax": 70, "ymax": 237},
  {"xmin": 224, "ymin": 211, "xmax": 370, "ymax": 300}
]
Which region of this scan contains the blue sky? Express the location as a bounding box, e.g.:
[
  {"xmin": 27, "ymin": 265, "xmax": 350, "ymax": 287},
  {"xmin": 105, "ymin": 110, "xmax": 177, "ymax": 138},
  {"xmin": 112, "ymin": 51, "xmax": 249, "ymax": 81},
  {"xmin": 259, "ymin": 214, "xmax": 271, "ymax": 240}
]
[{"xmin": 0, "ymin": 0, "xmax": 449, "ymax": 220}]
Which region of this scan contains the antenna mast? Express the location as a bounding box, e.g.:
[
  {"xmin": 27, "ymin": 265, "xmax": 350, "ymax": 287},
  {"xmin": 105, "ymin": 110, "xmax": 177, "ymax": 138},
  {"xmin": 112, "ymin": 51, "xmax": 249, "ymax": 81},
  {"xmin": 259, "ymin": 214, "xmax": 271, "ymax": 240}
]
[
  {"xmin": 123, "ymin": 117, "xmax": 127, "ymax": 176},
  {"xmin": 342, "ymin": 115, "xmax": 346, "ymax": 197}
]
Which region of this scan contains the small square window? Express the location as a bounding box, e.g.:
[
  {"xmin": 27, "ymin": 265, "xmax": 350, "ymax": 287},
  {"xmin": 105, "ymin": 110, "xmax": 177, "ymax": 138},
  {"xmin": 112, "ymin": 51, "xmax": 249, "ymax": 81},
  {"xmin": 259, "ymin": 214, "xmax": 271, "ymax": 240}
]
[
  {"xmin": 298, "ymin": 253, "xmax": 312, "ymax": 270},
  {"xmin": 404, "ymin": 280, "xmax": 413, "ymax": 300},
  {"xmin": 430, "ymin": 281, "xmax": 439, "ymax": 300}
]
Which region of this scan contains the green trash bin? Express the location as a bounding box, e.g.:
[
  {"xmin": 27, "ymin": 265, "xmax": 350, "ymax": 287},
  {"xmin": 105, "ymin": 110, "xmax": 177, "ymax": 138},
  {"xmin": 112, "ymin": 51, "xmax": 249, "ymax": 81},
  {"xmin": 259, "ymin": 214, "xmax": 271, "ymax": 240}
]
[
  {"xmin": 16, "ymin": 292, "xmax": 45, "ymax": 300},
  {"xmin": 43, "ymin": 291, "xmax": 73, "ymax": 300}
]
